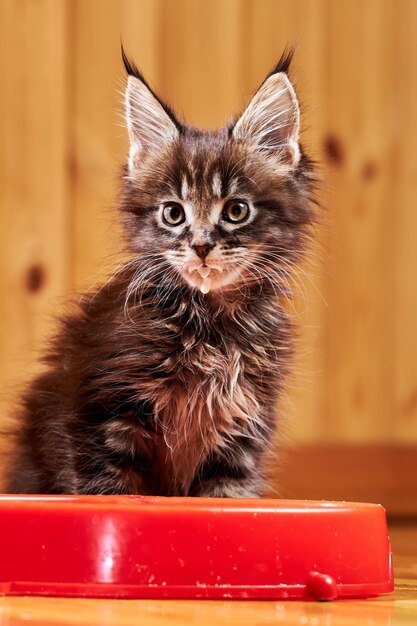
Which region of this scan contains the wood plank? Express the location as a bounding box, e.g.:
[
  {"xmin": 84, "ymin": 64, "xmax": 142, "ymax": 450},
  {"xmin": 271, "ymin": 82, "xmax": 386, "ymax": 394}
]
[
  {"xmin": 392, "ymin": 1, "xmax": 417, "ymax": 442},
  {"xmin": 160, "ymin": 0, "xmax": 244, "ymax": 128},
  {"xmin": 0, "ymin": 592, "xmax": 400, "ymax": 626},
  {"xmin": 321, "ymin": 0, "xmax": 396, "ymax": 442},
  {"xmin": 70, "ymin": 0, "xmax": 125, "ymax": 290},
  {"xmin": 70, "ymin": 0, "xmax": 163, "ymax": 290},
  {"xmin": 121, "ymin": 0, "xmax": 162, "ymax": 81},
  {"xmin": 0, "ymin": 0, "xmax": 69, "ymax": 428},
  {"xmin": 271, "ymin": 444, "xmax": 417, "ymax": 516}
]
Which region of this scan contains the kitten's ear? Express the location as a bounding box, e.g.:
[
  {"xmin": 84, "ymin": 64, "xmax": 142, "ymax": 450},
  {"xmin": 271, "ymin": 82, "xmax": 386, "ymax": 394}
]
[
  {"xmin": 232, "ymin": 52, "xmax": 300, "ymax": 168},
  {"xmin": 122, "ymin": 48, "xmax": 180, "ymax": 174}
]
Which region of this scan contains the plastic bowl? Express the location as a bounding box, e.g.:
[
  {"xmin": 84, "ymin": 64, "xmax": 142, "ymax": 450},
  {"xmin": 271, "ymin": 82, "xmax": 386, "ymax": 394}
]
[{"xmin": 0, "ymin": 496, "xmax": 394, "ymax": 600}]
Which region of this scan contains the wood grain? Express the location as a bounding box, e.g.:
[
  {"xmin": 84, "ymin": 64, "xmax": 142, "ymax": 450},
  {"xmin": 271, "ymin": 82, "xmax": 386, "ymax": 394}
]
[
  {"xmin": 392, "ymin": 0, "xmax": 417, "ymax": 441},
  {"xmin": 320, "ymin": 0, "xmax": 397, "ymax": 442},
  {"xmin": 160, "ymin": 0, "xmax": 245, "ymax": 128},
  {"xmin": 70, "ymin": 0, "xmax": 126, "ymax": 291},
  {"xmin": 0, "ymin": 594, "xmax": 398, "ymax": 626},
  {"xmin": 0, "ymin": 0, "xmax": 69, "ymax": 425}
]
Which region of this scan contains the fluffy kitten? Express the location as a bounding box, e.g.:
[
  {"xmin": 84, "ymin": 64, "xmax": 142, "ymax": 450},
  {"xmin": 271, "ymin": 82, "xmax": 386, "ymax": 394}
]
[{"xmin": 5, "ymin": 49, "xmax": 316, "ymax": 497}]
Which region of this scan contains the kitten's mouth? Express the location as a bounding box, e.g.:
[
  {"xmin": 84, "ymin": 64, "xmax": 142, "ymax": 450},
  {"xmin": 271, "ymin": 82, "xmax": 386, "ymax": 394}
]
[{"xmin": 184, "ymin": 260, "xmax": 224, "ymax": 294}]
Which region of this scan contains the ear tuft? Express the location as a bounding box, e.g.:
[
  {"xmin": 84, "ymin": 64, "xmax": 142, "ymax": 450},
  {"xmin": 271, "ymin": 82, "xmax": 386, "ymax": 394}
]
[
  {"xmin": 121, "ymin": 43, "xmax": 153, "ymax": 90},
  {"xmin": 267, "ymin": 46, "xmax": 295, "ymax": 77}
]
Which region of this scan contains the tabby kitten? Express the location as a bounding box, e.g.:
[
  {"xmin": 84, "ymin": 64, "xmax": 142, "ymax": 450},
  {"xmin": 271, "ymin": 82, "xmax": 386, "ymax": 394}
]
[{"xmin": 6, "ymin": 49, "xmax": 316, "ymax": 497}]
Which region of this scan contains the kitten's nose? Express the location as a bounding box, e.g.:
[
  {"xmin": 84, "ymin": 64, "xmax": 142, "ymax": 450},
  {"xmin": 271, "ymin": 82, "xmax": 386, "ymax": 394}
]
[{"xmin": 192, "ymin": 244, "xmax": 214, "ymax": 261}]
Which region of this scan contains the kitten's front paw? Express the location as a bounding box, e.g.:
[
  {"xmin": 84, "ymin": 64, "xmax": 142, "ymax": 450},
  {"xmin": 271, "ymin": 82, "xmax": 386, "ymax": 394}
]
[{"xmin": 191, "ymin": 477, "xmax": 264, "ymax": 498}]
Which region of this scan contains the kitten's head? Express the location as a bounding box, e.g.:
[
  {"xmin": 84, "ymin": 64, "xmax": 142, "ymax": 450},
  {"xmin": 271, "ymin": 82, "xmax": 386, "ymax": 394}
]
[{"xmin": 121, "ymin": 48, "xmax": 316, "ymax": 296}]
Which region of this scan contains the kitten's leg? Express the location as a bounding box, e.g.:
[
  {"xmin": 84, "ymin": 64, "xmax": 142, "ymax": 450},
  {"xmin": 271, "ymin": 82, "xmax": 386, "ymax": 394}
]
[
  {"xmin": 74, "ymin": 451, "xmax": 150, "ymax": 496},
  {"xmin": 192, "ymin": 476, "xmax": 265, "ymax": 498},
  {"xmin": 189, "ymin": 450, "xmax": 267, "ymax": 498},
  {"xmin": 4, "ymin": 453, "xmax": 43, "ymax": 494}
]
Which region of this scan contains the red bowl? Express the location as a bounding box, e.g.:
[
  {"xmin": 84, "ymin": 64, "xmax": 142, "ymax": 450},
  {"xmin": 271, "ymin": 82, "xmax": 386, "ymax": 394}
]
[{"xmin": 0, "ymin": 496, "xmax": 393, "ymax": 600}]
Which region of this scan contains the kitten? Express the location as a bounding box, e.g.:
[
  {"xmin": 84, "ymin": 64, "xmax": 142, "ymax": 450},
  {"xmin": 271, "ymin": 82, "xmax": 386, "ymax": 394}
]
[{"xmin": 5, "ymin": 49, "xmax": 316, "ymax": 497}]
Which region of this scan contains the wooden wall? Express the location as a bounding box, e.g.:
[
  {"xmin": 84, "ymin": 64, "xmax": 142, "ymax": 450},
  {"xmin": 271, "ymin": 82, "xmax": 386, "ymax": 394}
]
[{"xmin": 1, "ymin": 0, "xmax": 417, "ymax": 506}]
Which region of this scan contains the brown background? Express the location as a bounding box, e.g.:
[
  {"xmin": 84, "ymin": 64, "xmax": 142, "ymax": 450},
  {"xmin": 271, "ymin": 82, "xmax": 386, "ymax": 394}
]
[{"xmin": 1, "ymin": 0, "xmax": 416, "ymax": 514}]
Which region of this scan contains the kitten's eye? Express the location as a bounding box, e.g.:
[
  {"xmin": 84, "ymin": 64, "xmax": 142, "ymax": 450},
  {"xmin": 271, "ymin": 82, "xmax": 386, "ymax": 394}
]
[
  {"xmin": 222, "ymin": 200, "xmax": 250, "ymax": 224},
  {"xmin": 162, "ymin": 202, "xmax": 186, "ymax": 226}
]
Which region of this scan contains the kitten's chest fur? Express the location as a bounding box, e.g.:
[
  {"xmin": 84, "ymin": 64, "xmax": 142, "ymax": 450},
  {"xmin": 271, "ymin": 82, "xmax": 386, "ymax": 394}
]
[{"xmin": 100, "ymin": 292, "xmax": 288, "ymax": 495}]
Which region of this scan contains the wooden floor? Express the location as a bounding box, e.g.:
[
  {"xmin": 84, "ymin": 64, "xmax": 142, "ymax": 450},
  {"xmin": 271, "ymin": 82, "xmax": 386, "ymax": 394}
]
[{"xmin": 0, "ymin": 523, "xmax": 415, "ymax": 626}]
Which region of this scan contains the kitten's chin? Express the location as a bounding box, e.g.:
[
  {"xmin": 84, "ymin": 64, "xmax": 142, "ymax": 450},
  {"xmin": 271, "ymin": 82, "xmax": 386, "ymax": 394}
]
[
  {"xmin": 181, "ymin": 261, "xmax": 239, "ymax": 294},
  {"xmin": 183, "ymin": 271, "xmax": 236, "ymax": 294}
]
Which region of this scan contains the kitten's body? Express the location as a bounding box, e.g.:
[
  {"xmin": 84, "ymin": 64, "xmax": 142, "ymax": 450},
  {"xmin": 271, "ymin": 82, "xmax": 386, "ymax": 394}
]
[
  {"xmin": 8, "ymin": 271, "xmax": 291, "ymax": 496},
  {"xmin": 6, "ymin": 51, "xmax": 316, "ymax": 496}
]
